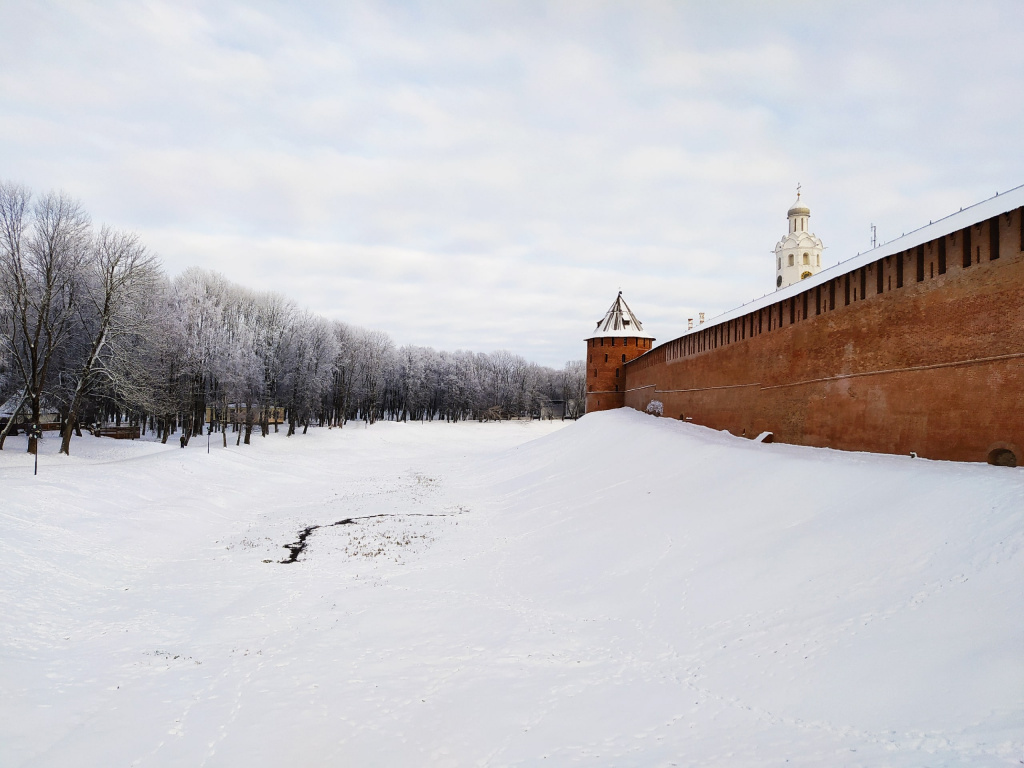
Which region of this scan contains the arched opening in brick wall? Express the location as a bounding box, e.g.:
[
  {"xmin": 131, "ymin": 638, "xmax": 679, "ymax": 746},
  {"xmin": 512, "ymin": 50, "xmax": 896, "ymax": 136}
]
[{"xmin": 987, "ymin": 448, "xmax": 1017, "ymax": 467}]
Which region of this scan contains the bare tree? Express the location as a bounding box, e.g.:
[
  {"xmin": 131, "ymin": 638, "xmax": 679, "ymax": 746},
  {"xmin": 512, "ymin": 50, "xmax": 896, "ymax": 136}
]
[
  {"xmin": 0, "ymin": 183, "xmax": 32, "ymax": 450},
  {"xmin": 0, "ymin": 184, "xmax": 91, "ymax": 451},
  {"xmin": 1, "ymin": 179, "xmax": 577, "ymax": 446},
  {"xmin": 59, "ymin": 227, "xmax": 161, "ymax": 454},
  {"xmin": 356, "ymin": 329, "xmax": 394, "ymax": 424},
  {"xmin": 562, "ymin": 359, "xmax": 586, "ymax": 418},
  {"xmin": 327, "ymin": 321, "xmax": 358, "ymax": 427}
]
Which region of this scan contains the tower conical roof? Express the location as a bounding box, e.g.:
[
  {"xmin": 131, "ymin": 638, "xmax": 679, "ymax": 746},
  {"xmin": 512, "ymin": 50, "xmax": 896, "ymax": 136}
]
[{"xmin": 586, "ymin": 292, "xmax": 655, "ymax": 340}]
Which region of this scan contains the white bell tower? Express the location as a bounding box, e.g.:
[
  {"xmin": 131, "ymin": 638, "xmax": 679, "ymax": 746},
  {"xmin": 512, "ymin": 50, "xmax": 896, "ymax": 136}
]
[{"xmin": 774, "ymin": 185, "xmax": 824, "ymax": 290}]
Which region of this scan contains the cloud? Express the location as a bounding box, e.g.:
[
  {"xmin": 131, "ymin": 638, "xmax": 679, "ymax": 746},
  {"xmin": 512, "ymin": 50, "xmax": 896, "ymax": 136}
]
[{"xmin": 1, "ymin": 0, "xmax": 1022, "ymax": 365}]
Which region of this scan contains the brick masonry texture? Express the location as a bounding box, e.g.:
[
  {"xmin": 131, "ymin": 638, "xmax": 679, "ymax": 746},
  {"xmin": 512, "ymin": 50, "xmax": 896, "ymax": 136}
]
[
  {"xmin": 585, "ymin": 337, "xmax": 651, "ymax": 413},
  {"xmin": 619, "ymin": 208, "xmax": 1024, "ymax": 464}
]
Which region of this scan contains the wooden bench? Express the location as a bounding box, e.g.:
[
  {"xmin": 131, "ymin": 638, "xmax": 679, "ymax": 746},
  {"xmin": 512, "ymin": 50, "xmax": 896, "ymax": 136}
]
[{"xmin": 93, "ymin": 426, "xmax": 141, "ymax": 440}]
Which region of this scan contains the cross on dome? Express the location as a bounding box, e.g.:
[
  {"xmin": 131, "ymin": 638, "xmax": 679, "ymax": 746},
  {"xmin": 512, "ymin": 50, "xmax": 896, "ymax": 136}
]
[
  {"xmin": 776, "ymin": 186, "xmax": 823, "ymax": 290},
  {"xmin": 788, "ymin": 183, "xmax": 810, "ymax": 217}
]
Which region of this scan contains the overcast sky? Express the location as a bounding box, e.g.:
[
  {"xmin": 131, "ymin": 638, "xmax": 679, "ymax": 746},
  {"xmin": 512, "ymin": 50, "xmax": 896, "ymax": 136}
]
[{"xmin": 2, "ymin": 1, "xmax": 1022, "ymax": 366}]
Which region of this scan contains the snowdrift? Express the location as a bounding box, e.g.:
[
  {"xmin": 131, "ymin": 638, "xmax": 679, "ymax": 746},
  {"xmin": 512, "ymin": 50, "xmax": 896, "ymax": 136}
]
[{"xmin": 1, "ymin": 411, "xmax": 1021, "ymax": 766}]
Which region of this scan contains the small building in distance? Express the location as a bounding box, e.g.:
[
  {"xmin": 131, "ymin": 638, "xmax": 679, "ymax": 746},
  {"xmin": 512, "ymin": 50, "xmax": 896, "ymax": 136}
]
[
  {"xmin": 584, "ymin": 292, "xmax": 655, "ymax": 413},
  {"xmin": 775, "ymin": 188, "xmax": 824, "ymax": 289},
  {"xmin": 0, "ymin": 393, "xmax": 61, "ymax": 432},
  {"xmin": 205, "ymin": 404, "xmax": 285, "ymax": 427}
]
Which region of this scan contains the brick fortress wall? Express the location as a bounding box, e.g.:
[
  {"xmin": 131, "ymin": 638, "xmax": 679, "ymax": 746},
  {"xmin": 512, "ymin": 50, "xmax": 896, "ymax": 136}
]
[
  {"xmin": 585, "ymin": 336, "xmax": 653, "ymax": 412},
  {"xmin": 623, "ymin": 207, "xmax": 1024, "ymax": 464}
]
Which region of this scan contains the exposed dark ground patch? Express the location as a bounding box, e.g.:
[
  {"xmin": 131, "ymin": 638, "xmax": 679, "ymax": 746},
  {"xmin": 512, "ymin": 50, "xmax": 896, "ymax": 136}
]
[{"xmin": 278, "ymin": 513, "xmax": 455, "ymax": 564}]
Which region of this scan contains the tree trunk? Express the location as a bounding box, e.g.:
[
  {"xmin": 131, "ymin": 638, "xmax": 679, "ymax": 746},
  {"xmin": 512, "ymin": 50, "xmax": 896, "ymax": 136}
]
[
  {"xmin": 61, "ymin": 365, "xmax": 95, "ymax": 455},
  {"xmin": 0, "ymin": 389, "xmax": 28, "ymax": 450},
  {"xmin": 244, "ymin": 403, "xmax": 253, "ymax": 445}
]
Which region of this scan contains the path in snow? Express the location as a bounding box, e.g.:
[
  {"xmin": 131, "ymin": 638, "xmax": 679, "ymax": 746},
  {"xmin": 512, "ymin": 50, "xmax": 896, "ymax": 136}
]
[{"xmin": 1, "ymin": 413, "xmax": 1021, "ymax": 767}]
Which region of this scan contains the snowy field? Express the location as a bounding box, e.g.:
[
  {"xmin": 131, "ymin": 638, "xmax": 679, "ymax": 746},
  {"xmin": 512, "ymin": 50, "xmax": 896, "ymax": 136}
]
[{"xmin": 1, "ymin": 411, "xmax": 1022, "ymax": 767}]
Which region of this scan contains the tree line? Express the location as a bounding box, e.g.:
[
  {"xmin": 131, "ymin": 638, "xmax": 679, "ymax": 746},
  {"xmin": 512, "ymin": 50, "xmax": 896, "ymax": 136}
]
[{"xmin": 0, "ymin": 181, "xmax": 586, "ymax": 454}]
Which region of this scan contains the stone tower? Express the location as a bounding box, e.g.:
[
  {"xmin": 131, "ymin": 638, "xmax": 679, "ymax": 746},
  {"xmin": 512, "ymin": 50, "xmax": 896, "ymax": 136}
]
[
  {"xmin": 585, "ymin": 292, "xmax": 655, "ymax": 413},
  {"xmin": 774, "ymin": 188, "xmax": 824, "ymax": 290}
]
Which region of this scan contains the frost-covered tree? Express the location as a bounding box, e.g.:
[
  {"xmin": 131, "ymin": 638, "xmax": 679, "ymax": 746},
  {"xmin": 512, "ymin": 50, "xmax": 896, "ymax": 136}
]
[
  {"xmin": 280, "ymin": 311, "xmax": 337, "ymax": 435},
  {"xmin": 354, "ymin": 328, "xmax": 394, "ymax": 424},
  {"xmin": 0, "ymin": 184, "xmax": 91, "ymax": 451},
  {"xmin": 562, "ymin": 360, "xmax": 586, "ymax": 419},
  {"xmin": 58, "ymin": 227, "xmax": 161, "ymax": 454},
  {"xmin": 0, "ymin": 178, "xmax": 580, "ymax": 452}
]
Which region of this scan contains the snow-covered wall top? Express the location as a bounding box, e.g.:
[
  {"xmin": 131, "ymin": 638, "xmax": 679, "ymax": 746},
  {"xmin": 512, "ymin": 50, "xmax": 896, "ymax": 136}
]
[{"xmin": 671, "ymin": 183, "xmax": 1024, "ymax": 340}]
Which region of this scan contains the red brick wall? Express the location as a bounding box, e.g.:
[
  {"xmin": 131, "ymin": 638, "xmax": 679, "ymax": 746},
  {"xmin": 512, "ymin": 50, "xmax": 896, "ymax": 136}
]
[
  {"xmin": 585, "ymin": 336, "xmax": 653, "ymax": 412},
  {"xmin": 624, "ymin": 208, "xmax": 1024, "ymax": 464}
]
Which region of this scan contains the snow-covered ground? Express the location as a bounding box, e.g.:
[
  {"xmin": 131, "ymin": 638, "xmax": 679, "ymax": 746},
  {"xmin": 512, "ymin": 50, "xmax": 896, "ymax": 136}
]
[{"xmin": 1, "ymin": 411, "xmax": 1022, "ymax": 767}]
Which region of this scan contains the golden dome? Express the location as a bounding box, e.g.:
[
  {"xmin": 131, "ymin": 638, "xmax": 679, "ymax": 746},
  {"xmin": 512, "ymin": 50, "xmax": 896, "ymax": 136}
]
[{"xmin": 788, "ymin": 184, "xmax": 810, "ymax": 217}]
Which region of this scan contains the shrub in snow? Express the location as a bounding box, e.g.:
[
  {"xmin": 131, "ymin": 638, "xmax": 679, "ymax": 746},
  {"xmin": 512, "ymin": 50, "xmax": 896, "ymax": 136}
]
[{"xmin": 645, "ymin": 400, "xmax": 664, "ymax": 417}]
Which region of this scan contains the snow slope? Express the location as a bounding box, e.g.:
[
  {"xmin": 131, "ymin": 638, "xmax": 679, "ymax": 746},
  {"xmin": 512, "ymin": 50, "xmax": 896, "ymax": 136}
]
[{"xmin": 1, "ymin": 412, "xmax": 1021, "ymax": 767}]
